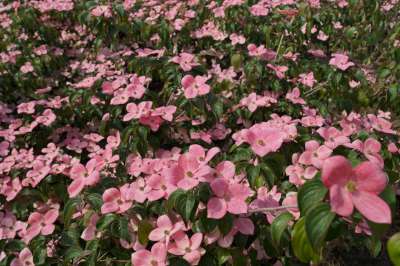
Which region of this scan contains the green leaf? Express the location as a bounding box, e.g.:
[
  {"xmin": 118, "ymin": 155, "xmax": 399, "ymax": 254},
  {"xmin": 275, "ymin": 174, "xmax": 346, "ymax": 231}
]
[
  {"xmin": 86, "ymin": 193, "xmax": 103, "ymax": 211},
  {"xmin": 138, "ymin": 219, "xmax": 153, "ymax": 245},
  {"xmin": 184, "ymin": 192, "xmax": 198, "ymax": 221},
  {"xmin": 166, "ymin": 189, "xmax": 185, "ymax": 212},
  {"xmin": 218, "ymin": 214, "xmax": 234, "ymax": 236},
  {"xmin": 305, "ymin": 203, "xmax": 336, "ymax": 250},
  {"xmin": 271, "ymin": 212, "xmax": 293, "ymax": 249},
  {"xmin": 216, "ymin": 247, "xmax": 231, "ymax": 265},
  {"xmin": 297, "ymin": 179, "xmax": 328, "ymax": 215},
  {"xmin": 388, "ymin": 232, "xmax": 400, "ymax": 266},
  {"xmin": 96, "ymin": 213, "xmax": 117, "ymax": 230},
  {"xmin": 64, "ymin": 246, "xmax": 83, "ymax": 261},
  {"xmin": 291, "ymin": 218, "xmax": 320, "ymax": 263},
  {"xmin": 63, "ymin": 198, "xmax": 81, "ymax": 228}
]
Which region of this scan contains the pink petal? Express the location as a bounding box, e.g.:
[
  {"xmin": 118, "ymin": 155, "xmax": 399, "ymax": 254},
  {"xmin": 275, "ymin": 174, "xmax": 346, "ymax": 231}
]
[
  {"xmin": 227, "ymin": 198, "xmax": 248, "ymax": 214},
  {"xmin": 352, "ymin": 191, "xmax": 392, "ymax": 224},
  {"xmin": 183, "ymin": 250, "xmax": 201, "ymax": 265},
  {"xmin": 149, "ymin": 228, "xmax": 166, "ymax": 242},
  {"xmin": 131, "ymin": 250, "xmax": 152, "ymax": 266},
  {"xmin": 364, "ymin": 138, "xmax": 381, "ymax": 153},
  {"xmin": 157, "ymin": 215, "xmax": 173, "ymax": 229},
  {"xmin": 329, "ymin": 184, "xmax": 354, "ymax": 217},
  {"xmin": 67, "ymin": 178, "xmax": 85, "ymax": 197},
  {"xmin": 173, "ymin": 231, "xmax": 190, "ymax": 250},
  {"xmin": 102, "ymin": 188, "xmax": 120, "ymax": 202},
  {"xmin": 181, "ymin": 75, "xmax": 194, "ymax": 88},
  {"xmin": 210, "ymin": 178, "xmax": 228, "ymax": 197},
  {"xmin": 234, "ymin": 217, "xmax": 254, "ymax": 235},
  {"xmin": 321, "ymin": 156, "xmax": 353, "ymax": 187},
  {"xmin": 44, "ymin": 209, "xmax": 59, "ymax": 224},
  {"xmin": 190, "ymin": 233, "xmax": 203, "ymax": 249},
  {"xmin": 41, "ymin": 224, "xmax": 55, "ymax": 235},
  {"xmin": 354, "ymin": 161, "xmax": 387, "ymax": 194},
  {"xmin": 207, "ymin": 197, "xmax": 227, "ymax": 219},
  {"xmin": 101, "ymin": 202, "xmax": 119, "ymax": 214},
  {"xmin": 151, "ymin": 242, "xmax": 167, "ymax": 262},
  {"xmin": 216, "ymin": 161, "xmax": 235, "ymax": 179}
]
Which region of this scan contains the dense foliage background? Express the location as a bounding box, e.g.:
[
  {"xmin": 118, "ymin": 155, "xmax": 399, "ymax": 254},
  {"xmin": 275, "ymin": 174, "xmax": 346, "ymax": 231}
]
[{"xmin": 0, "ymin": 0, "xmax": 400, "ymax": 265}]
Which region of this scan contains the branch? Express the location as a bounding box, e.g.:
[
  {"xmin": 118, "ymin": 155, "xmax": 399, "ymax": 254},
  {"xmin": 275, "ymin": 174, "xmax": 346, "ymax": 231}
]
[{"xmin": 248, "ymin": 205, "xmax": 298, "ymax": 213}]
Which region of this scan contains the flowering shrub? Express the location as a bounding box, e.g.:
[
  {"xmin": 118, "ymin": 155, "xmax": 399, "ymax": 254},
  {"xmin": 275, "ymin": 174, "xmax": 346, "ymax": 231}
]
[{"xmin": 0, "ymin": 0, "xmax": 400, "ymax": 265}]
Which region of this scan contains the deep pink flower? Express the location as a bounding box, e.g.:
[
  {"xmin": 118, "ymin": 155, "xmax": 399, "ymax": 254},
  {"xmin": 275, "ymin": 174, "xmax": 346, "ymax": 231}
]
[
  {"xmin": 181, "ymin": 75, "xmax": 210, "ymax": 99},
  {"xmin": 131, "ymin": 242, "xmax": 167, "ymax": 266},
  {"xmin": 168, "ymin": 231, "xmax": 205, "ymax": 265},
  {"xmin": 322, "ymin": 156, "xmax": 391, "ymax": 224}
]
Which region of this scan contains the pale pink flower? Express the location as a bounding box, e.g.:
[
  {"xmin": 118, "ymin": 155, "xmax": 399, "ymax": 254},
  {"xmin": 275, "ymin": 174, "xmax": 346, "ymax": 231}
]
[
  {"xmin": 299, "ymin": 140, "xmax": 332, "ymax": 169},
  {"xmin": 246, "ymin": 126, "xmax": 285, "ymax": 157},
  {"xmin": 317, "ymin": 127, "xmax": 350, "ymax": 149},
  {"xmin": 286, "ymin": 87, "xmax": 306, "ymax": 105},
  {"xmin": 10, "ymin": 248, "xmax": 34, "ymax": 266},
  {"xmin": 68, "ymin": 159, "xmax": 101, "ymax": 197},
  {"xmin": 131, "ymin": 242, "xmax": 167, "ymax": 266},
  {"xmin": 329, "ymin": 53, "xmax": 355, "ymax": 71},
  {"xmin": 81, "ymin": 213, "xmax": 99, "ymax": 241},
  {"xmin": 148, "ymin": 215, "xmax": 184, "ymax": 244},
  {"xmin": 101, "ymin": 184, "xmax": 133, "ymax": 214},
  {"xmin": 229, "ymin": 33, "xmax": 246, "ymax": 45},
  {"xmin": 298, "ymin": 72, "xmax": 316, "ymax": 87},
  {"xmin": 322, "ymin": 156, "xmax": 391, "ymax": 224},
  {"xmin": 207, "ymin": 178, "xmax": 252, "ymax": 219},
  {"xmin": 181, "ymin": 75, "xmax": 211, "ymax": 99},
  {"xmin": 168, "ymin": 231, "xmax": 205, "ymax": 265},
  {"xmin": 23, "ymin": 209, "xmax": 58, "ymax": 243},
  {"xmin": 170, "ymin": 53, "xmax": 199, "ymax": 71}
]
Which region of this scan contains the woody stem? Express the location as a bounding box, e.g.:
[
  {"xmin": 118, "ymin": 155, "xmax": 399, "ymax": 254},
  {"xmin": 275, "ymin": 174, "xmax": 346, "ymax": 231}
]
[{"xmin": 248, "ymin": 205, "xmax": 298, "ymax": 213}]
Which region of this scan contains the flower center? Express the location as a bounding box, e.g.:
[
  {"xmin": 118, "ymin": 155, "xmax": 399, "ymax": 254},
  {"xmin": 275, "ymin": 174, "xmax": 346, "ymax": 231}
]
[
  {"xmin": 185, "ymin": 247, "xmax": 192, "ymax": 253},
  {"xmin": 257, "ymin": 139, "xmax": 265, "ymax": 146},
  {"xmin": 346, "ymin": 180, "xmax": 357, "ymax": 192},
  {"xmin": 186, "ymin": 171, "xmax": 194, "ymax": 177}
]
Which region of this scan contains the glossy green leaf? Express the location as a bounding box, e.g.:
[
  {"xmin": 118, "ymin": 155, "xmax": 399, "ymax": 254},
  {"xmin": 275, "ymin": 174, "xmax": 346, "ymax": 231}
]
[{"xmin": 305, "ymin": 203, "xmax": 336, "ymax": 250}]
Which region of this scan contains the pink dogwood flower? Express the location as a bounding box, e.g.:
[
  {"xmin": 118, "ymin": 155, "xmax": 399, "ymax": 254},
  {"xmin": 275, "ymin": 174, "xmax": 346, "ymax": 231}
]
[
  {"xmin": 131, "ymin": 242, "xmax": 167, "ymax": 266},
  {"xmin": 10, "ymin": 248, "xmax": 35, "ymax": 266},
  {"xmin": 246, "ymin": 126, "xmax": 285, "ymax": 157},
  {"xmin": 23, "ymin": 209, "xmax": 59, "ymax": 243},
  {"xmin": 68, "ymin": 159, "xmax": 101, "ymax": 197},
  {"xmin": 329, "ymin": 53, "xmax": 355, "ymax": 71},
  {"xmin": 322, "ymin": 156, "xmax": 391, "ymax": 224},
  {"xmin": 345, "ymin": 138, "xmax": 384, "ymax": 167},
  {"xmin": 207, "ymin": 178, "xmax": 252, "ymax": 219},
  {"xmin": 317, "ymin": 127, "xmax": 350, "ymax": 149},
  {"xmin": 299, "ymin": 140, "xmax": 332, "ymax": 169},
  {"xmin": 168, "ymin": 231, "xmax": 205, "ymax": 265},
  {"xmin": 101, "ymin": 184, "xmax": 133, "ymax": 214},
  {"xmin": 170, "ymin": 53, "xmax": 199, "ymax": 71},
  {"xmin": 181, "ymin": 75, "xmax": 211, "ymax": 99},
  {"xmin": 148, "ymin": 215, "xmax": 184, "ymax": 244}
]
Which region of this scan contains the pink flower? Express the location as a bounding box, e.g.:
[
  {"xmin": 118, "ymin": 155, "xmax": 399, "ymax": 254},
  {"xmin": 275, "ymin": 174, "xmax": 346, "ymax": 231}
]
[
  {"xmin": 101, "ymin": 184, "xmax": 133, "ymax": 214},
  {"xmin": 322, "ymin": 156, "xmax": 391, "ymax": 224},
  {"xmin": 267, "ymin": 64, "xmax": 288, "ymax": 79},
  {"xmin": 317, "ymin": 127, "xmax": 350, "ymax": 149},
  {"xmin": 123, "ymin": 101, "xmax": 153, "ymax": 122},
  {"xmin": 23, "ymin": 209, "xmax": 59, "ymax": 243},
  {"xmin": 286, "ymin": 87, "xmax": 306, "ymax": 105},
  {"xmin": 298, "ymin": 72, "xmax": 316, "ymax": 88},
  {"xmin": 250, "ymin": 186, "xmax": 282, "ymax": 223},
  {"xmin": 299, "ymin": 140, "xmax": 332, "ymax": 168},
  {"xmin": 0, "ymin": 141, "xmax": 9, "ymax": 156},
  {"xmin": 131, "ymin": 242, "xmax": 167, "ymax": 266},
  {"xmin": 146, "ymin": 174, "xmax": 176, "ymax": 201},
  {"xmin": 10, "ymin": 248, "xmax": 34, "ymax": 266},
  {"xmin": 168, "ymin": 231, "xmax": 205, "ymax": 265},
  {"xmin": 329, "ymin": 53, "xmax": 355, "ymax": 71},
  {"xmin": 36, "ymin": 109, "xmax": 56, "ymax": 126},
  {"xmin": 81, "ymin": 213, "xmax": 99, "ymax": 241},
  {"xmin": 68, "ymin": 159, "xmax": 101, "ymax": 197},
  {"xmin": 345, "ymin": 138, "xmax": 384, "ymax": 167},
  {"xmin": 207, "ymin": 178, "xmax": 252, "ymax": 219},
  {"xmin": 181, "ymin": 75, "xmax": 211, "ymax": 99},
  {"xmin": 17, "ymin": 102, "xmax": 36, "ymax": 114},
  {"xmin": 148, "ymin": 215, "xmax": 184, "ymax": 244},
  {"xmin": 246, "ymin": 126, "xmax": 285, "ymax": 157},
  {"xmin": 170, "ymin": 53, "xmax": 199, "ymax": 71},
  {"xmin": 229, "ymin": 33, "xmax": 246, "ymax": 45}
]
